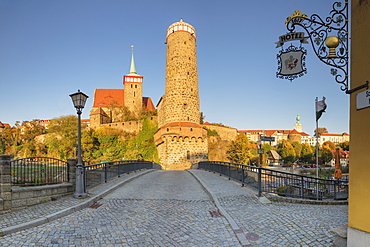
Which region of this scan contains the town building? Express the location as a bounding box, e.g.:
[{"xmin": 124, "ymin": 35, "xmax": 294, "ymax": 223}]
[
  {"xmin": 238, "ymin": 115, "xmax": 349, "ymax": 147},
  {"xmin": 348, "ymin": 1, "xmax": 370, "ymax": 244}
]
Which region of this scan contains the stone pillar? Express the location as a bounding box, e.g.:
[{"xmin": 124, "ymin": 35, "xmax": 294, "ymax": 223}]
[
  {"xmin": 67, "ymin": 159, "xmax": 77, "ymax": 191},
  {"xmin": 0, "ymin": 155, "xmax": 12, "ymax": 211}
]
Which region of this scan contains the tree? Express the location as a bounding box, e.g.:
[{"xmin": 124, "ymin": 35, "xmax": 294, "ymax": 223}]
[
  {"xmin": 301, "ymin": 143, "xmax": 314, "ymax": 163},
  {"xmin": 314, "ymin": 127, "xmax": 328, "ymax": 137},
  {"xmin": 339, "ymin": 141, "xmax": 349, "ymax": 151},
  {"xmin": 92, "ymin": 126, "xmax": 128, "ymax": 161},
  {"xmin": 226, "ymin": 134, "xmax": 251, "ymax": 164},
  {"xmin": 277, "ymin": 140, "xmax": 296, "ymax": 164},
  {"xmin": 18, "ymin": 120, "xmax": 46, "ymax": 157},
  {"xmin": 322, "ymin": 140, "xmax": 335, "ymax": 150},
  {"xmin": 291, "ymin": 142, "xmax": 302, "ymax": 159},
  {"xmin": 45, "ymin": 115, "xmax": 80, "ymax": 159},
  {"xmin": 320, "ymin": 147, "xmax": 333, "ymax": 164}
]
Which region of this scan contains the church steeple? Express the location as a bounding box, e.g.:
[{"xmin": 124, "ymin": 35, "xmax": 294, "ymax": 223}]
[
  {"xmin": 128, "ymin": 45, "xmax": 138, "ymax": 75},
  {"xmin": 123, "ymin": 45, "xmax": 143, "ymax": 115}
]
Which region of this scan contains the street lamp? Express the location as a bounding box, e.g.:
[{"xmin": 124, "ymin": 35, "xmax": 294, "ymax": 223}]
[{"xmin": 69, "ymin": 89, "xmax": 89, "ymax": 198}]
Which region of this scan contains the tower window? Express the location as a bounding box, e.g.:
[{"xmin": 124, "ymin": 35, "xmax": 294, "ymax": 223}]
[
  {"xmin": 190, "ymin": 128, "xmax": 193, "ymax": 131},
  {"xmin": 183, "ymin": 104, "xmax": 187, "ymax": 109},
  {"xmin": 187, "ymin": 151, "xmax": 190, "ymax": 159},
  {"xmin": 135, "ymin": 85, "xmax": 137, "ymax": 88},
  {"xmin": 134, "ymin": 92, "xmax": 136, "ymax": 97},
  {"xmin": 131, "ymin": 84, "xmax": 133, "ymax": 88}
]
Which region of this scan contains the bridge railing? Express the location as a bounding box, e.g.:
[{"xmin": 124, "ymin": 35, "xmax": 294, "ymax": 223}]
[
  {"xmin": 10, "ymin": 157, "xmax": 69, "ymax": 186},
  {"xmin": 84, "ymin": 160, "xmax": 161, "ymax": 189},
  {"xmin": 197, "ymin": 161, "xmax": 348, "ymax": 200}
]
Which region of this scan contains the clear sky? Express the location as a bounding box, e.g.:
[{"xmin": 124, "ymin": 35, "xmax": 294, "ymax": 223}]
[{"xmin": 0, "ymin": 0, "xmax": 349, "ymax": 136}]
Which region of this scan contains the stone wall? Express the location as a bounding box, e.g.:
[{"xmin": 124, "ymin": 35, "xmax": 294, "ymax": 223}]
[
  {"xmin": 155, "ymin": 124, "xmax": 208, "ymax": 170},
  {"xmin": 0, "ymin": 156, "xmax": 76, "ymax": 213},
  {"xmin": 203, "ymin": 125, "xmax": 238, "ymax": 142},
  {"xmin": 10, "ymin": 183, "xmax": 73, "ymax": 210},
  {"xmin": 91, "ymin": 116, "xmax": 158, "ymax": 134}
]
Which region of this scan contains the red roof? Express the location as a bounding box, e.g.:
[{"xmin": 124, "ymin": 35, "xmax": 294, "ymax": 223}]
[
  {"xmin": 93, "ymin": 89, "xmax": 124, "ymax": 108},
  {"xmin": 92, "ymin": 89, "xmax": 155, "ymax": 111},
  {"xmin": 162, "ymin": 122, "xmax": 202, "ymax": 128},
  {"xmin": 143, "ymin": 97, "xmax": 155, "ymax": 111},
  {"xmin": 321, "ymin": 133, "xmax": 347, "ymax": 137}
]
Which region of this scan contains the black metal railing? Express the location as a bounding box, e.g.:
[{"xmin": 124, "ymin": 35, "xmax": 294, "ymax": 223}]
[
  {"xmin": 198, "ymin": 161, "xmax": 348, "ymax": 200},
  {"xmin": 84, "ymin": 160, "xmax": 160, "ymax": 189},
  {"xmin": 11, "ymin": 157, "xmax": 69, "ymax": 186}
]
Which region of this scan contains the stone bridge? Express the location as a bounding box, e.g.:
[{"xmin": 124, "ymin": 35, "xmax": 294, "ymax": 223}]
[{"xmin": 0, "ymin": 168, "xmax": 347, "ymax": 246}]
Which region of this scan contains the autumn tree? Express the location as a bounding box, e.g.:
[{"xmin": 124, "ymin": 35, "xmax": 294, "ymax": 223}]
[
  {"xmin": 322, "ymin": 140, "xmax": 335, "ymax": 150},
  {"xmin": 226, "ymin": 134, "xmax": 251, "ymax": 164},
  {"xmin": 45, "ymin": 115, "xmax": 80, "ymax": 159},
  {"xmin": 320, "ymin": 147, "xmax": 334, "ymax": 165},
  {"xmin": 300, "ymin": 143, "xmax": 314, "ymax": 163},
  {"xmin": 314, "ymin": 127, "xmax": 328, "ymax": 138},
  {"xmin": 339, "ymin": 141, "xmax": 349, "ymax": 151},
  {"xmin": 276, "ymin": 140, "xmax": 296, "ymax": 164},
  {"xmin": 291, "ymin": 142, "xmax": 302, "ymax": 159}
]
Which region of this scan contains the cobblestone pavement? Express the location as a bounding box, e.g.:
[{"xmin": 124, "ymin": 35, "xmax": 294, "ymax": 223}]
[{"xmin": 0, "ymin": 169, "xmax": 347, "ymax": 246}]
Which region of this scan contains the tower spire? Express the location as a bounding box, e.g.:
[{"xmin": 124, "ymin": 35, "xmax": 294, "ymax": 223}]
[{"xmin": 129, "ymin": 45, "xmax": 137, "ymax": 75}]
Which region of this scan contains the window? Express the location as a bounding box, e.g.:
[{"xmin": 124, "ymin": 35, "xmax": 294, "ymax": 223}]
[{"xmin": 187, "ymin": 151, "xmax": 190, "ymax": 159}]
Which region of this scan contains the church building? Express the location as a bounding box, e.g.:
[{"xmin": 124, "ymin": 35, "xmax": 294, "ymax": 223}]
[{"xmin": 89, "ymin": 48, "xmax": 155, "ymax": 129}]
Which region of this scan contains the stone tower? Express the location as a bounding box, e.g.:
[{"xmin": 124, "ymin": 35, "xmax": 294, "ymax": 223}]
[
  {"xmin": 123, "ymin": 46, "xmax": 143, "ymax": 116},
  {"xmin": 154, "ymin": 19, "xmax": 208, "ymax": 170}
]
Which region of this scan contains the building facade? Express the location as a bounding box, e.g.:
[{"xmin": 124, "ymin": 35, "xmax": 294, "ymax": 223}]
[
  {"xmin": 348, "ymin": 1, "xmax": 370, "ymax": 244},
  {"xmin": 154, "ymin": 19, "xmax": 208, "ymax": 170}
]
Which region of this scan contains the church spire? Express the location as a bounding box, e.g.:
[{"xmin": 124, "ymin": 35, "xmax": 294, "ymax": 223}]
[{"xmin": 128, "ymin": 45, "xmax": 137, "ymax": 75}]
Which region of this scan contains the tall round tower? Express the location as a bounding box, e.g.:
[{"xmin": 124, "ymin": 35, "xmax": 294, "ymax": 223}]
[
  {"xmin": 160, "ymin": 19, "xmax": 200, "ymax": 125},
  {"xmin": 155, "ymin": 19, "xmax": 208, "ymax": 170}
]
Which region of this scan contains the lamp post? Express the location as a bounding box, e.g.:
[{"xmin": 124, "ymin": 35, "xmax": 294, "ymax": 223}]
[{"xmin": 69, "ymin": 89, "xmax": 89, "ymax": 198}]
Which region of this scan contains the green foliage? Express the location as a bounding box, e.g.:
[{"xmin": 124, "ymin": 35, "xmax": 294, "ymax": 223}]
[
  {"xmin": 320, "ymin": 147, "xmax": 333, "ymax": 164},
  {"xmin": 45, "ymin": 115, "xmax": 80, "ymax": 160},
  {"xmin": 91, "ymin": 126, "xmax": 128, "ymax": 161},
  {"xmin": 291, "ymin": 142, "xmax": 302, "ymax": 158},
  {"xmin": 206, "ymin": 128, "xmax": 219, "ymax": 137},
  {"xmin": 339, "ymin": 141, "xmax": 349, "ymax": 151},
  {"xmin": 277, "ymin": 140, "xmax": 296, "ymax": 164},
  {"xmin": 322, "ymin": 141, "xmax": 335, "ymax": 150},
  {"xmin": 125, "ymin": 117, "xmax": 158, "ymax": 162},
  {"xmin": 300, "ymin": 143, "xmax": 314, "ymax": 163},
  {"xmin": 0, "ymin": 120, "xmax": 46, "ymax": 158},
  {"xmin": 226, "ymin": 134, "xmax": 251, "ymax": 164}
]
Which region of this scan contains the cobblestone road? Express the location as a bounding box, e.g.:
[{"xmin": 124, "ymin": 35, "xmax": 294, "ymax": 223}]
[{"xmin": 0, "ymin": 170, "xmax": 347, "ymax": 246}]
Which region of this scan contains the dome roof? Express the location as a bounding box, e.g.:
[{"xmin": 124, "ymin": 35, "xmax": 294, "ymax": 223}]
[{"xmin": 166, "ymin": 19, "xmax": 196, "ymax": 39}]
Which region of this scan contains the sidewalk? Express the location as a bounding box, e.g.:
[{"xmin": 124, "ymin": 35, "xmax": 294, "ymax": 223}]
[{"xmin": 0, "ymin": 169, "xmax": 154, "ymax": 235}]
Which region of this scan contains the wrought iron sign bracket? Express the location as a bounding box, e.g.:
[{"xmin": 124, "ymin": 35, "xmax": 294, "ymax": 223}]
[
  {"xmin": 346, "ymin": 81, "xmax": 369, "ymax": 95},
  {"xmin": 281, "ymin": 1, "xmax": 350, "ymax": 93}
]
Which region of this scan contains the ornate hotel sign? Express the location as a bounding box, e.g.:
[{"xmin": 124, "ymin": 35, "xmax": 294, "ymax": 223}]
[
  {"xmin": 276, "ymin": 4, "xmax": 354, "ymax": 94},
  {"xmin": 275, "ymin": 32, "xmax": 308, "ymax": 48},
  {"xmin": 276, "ymin": 12, "xmax": 309, "ymax": 82},
  {"xmin": 276, "ymin": 44, "xmax": 307, "ymax": 81}
]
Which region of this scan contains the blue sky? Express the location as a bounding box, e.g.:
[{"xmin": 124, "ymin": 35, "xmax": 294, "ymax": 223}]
[{"xmin": 0, "ymin": 0, "xmax": 349, "ymax": 136}]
